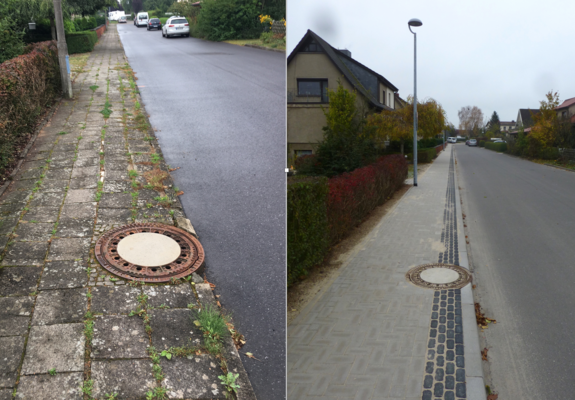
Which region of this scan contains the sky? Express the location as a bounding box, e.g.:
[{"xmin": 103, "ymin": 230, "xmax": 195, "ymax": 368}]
[{"xmin": 287, "ymin": 0, "xmax": 575, "ymax": 127}]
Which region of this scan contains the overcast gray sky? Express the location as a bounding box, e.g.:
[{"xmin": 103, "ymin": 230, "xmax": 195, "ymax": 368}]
[{"xmin": 287, "ymin": 0, "xmax": 575, "ymax": 127}]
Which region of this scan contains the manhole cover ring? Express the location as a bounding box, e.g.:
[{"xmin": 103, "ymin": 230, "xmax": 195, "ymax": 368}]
[
  {"xmin": 95, "ymin": 223, "xmax": 205, "ymax": 283},
  {"xmin": 405, "ymin": 263, "xmax": 472, "ymax": 290}
]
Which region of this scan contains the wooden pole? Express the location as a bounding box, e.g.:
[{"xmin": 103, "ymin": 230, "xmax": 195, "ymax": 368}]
[{"xmin": 53, "ymin": 0, "xmax": 72, "ymax": 98}]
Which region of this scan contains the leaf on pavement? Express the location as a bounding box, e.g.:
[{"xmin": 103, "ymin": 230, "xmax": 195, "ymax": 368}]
[
  {"xmin": 475, "ymin": 303, "xmax": 497, "ymax": 327},
  {"xmin": 487, "ymin": 394, "xmax": 498, "ymax": 400},
  {"xmin": 481, "ymin": 347, "xmax": 489, "ymax": 361},
  {"xmin": 175, "ymin": 191, "xmax": 184, "ymax": 196},
  {"xmin": 169, "ymin": 167, "xmax": 180, "ymax": 172},
  {"xmin": 244, "ymin": 352, "xmax": 261, "ymax": 361}
]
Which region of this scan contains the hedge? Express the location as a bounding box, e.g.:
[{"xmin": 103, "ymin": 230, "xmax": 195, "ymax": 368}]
[
  {"xmin": 0, "ymin": 41, "xmax": 61, "ymax": 175},
  {"xmin": 287, "ymin": 176, "xmax": 329, "ymax": 286},
  {"xmin": 539, "ymin": 147, "xmax": 560, "ymax": 160},
  {"xmin": 484, "ymin": 142, "xmax": 507, "ymax": 152},
  {"xmin": 407, "ymin": 147, "xmax": 437, "ymax": 163},
  {"xmin": 479, "ymin": 140, "xmax": 485, "ymax": 147},
  {"xmin": 66, "ymin": 31, "xmax": 98, "ymax": 54}
]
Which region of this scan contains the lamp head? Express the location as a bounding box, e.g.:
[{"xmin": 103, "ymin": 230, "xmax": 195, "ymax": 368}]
[{"xmin": 408, "ymin": 18, "xmax": 423, "ymax": 27}]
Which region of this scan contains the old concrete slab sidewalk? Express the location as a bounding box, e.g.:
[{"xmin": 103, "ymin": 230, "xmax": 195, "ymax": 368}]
[
  {"xmin": 0, "ymin": 25, "xmax": 255, "ymax": 400},
  {"xmin": 288, "ymin": 148, "xmax": 486, "ymax": 400}
]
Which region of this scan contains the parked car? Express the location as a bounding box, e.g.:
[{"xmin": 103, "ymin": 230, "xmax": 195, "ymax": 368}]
[
  {"xmin": 493, "ymin": 139, "xmax": 506, "ymax": 143},
  {"xmin": 468, "ymin": 139, "xmax": 477, "ymax": 146},
  {"xmin": 118, "ymin": 15, "xmax": 127, "ymax": 23},
  {"xmin": 162, "ymin": 16, "xmax": 189, "ymax": 38},
  {"xmin": 147, "ymin": 18, "xmax": 162, "ymax": 30},
  {"xmin": 447, "ymin": 137, "xmax": 457, "ymax": 143},
  {"xmin": 135, "ymin": 12, "xmax": 149, "ymax": 27}
]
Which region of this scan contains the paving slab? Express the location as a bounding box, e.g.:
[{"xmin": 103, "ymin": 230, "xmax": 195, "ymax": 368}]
[
  {"xmin": 21, "ymin": 324, "xmax": 85, "ymax": 375},
  {"xmin": 21, "ymin": 207, "xmax": 61, "ymax": 223},
  {"xmin": 29, "ymin": 191, "xmax": 65, "ymax": 208},
  {"xmin": 91, "ymin": 315, "xmax": 148, "ymax": 359},
  {"xmin": 0, "ymin": 389, "xmax": 12, "ymax": 400},
  {"xmin": 32, "ymin": 288, "xmax": 87, "ymax": 326},
  {"xmin": 0, "ymin": 235, "xmax": 8, "ymax": 251},
  {"xmin": 6, "ymin": 180, "xmax": 36, "ymax": 192},
  {"xmin": 0, "ymin": 267, "xmax": 41, "ymax": 296},
  {"xmin": 96, "ymin": 208, "xmax": 133, "ymax": 224},
  {"xmin": 13, "ymin": 222, "xmax": 54, "ymax": 242},
  {"xmin": 0, "ymin": 190, "xmax": 31, "ymax": 204},
  {"xmin": 0, "ymin": 296, "xmax": 34, "ymax": 336},
  {"xmin": 91, "ymin": 286, "xmax": 141, "ymax": 315},
  {"xmin": 149, "ymin": 309, "xmax": 203, "ymax": 351},
  {"xmin": 91, "ymin": 360, "xmax": 155, "ymax": 399},
  {"xmin": 143, "ymin": 284, "xmax": 195, "ymax": 309},
  {"xmin": 44, "ymin": 168, "xmax": 72, "ymax": 181},
  {"xmin": 161, "ymin": 357, "xmax": 226, "ymax": 400},
  {"xmin": 59, "ymin": 203, "xmax": 97, "ymax": 220},
  {"xmin": 2, "ymin": 242, "xmax": 48, "ymax": 266},
  {"xmin": 55, "ymin": 219, "xmax": 94, "ymax": 238},
  {"xmin": 0, "ymin": 336, "xmax": 26, "ymax": 386},
  {"xmin": 0, "ymin": 216, "xmax": 18, "ymax": 235},
  {"xmin": 39, "ymin": 260, "xmax": 88, "ymax": 290},
  {"xmin": 65, "ymin": 189, "xmax": 96, "ymax": 203},
  {"xmin": 15, "ymin": 372, "xmax": 83, "ymax": 400},
  {"xmin": 69, "ymin": 177, "xmax": 98, "ymax": 190},
  {"xmin": 71, "ymin": 166, "xmax": 99, "ymax": 179},
  {"xmin": 38, "ymin": 179, "xmax": 69, "ymax": 193},
  {"xmin": 47, "ymin": 238, "xmax": 91, "ymax": 261},
  {"xmin": 99, "ymin": 193, "xmax": 132, "ymax": 208},
  {"xmin": 103, "ymin": 180, "xmax": 132, "ymax": 193}
]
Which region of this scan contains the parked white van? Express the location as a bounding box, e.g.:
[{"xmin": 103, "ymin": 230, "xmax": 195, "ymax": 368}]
[
  {"xmin": 135, "ymin": 12, "xmax": 149, "ymax": 27},
  {"xmin": 447, "ymin": 137, "xmax": 457, "ymax": 143}
]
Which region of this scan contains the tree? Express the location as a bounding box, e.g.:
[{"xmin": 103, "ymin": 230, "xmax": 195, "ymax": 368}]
[
  {"xmin": 531, "ymin": 91, "xmax": 560, "ymax": 148},
  {"xmin": 368, "ymin": 97, "xmax": 446, "ymax": 154},
  {"xmin": 485, "ymin": 111, "xmax": 500, "ymax": 138},
  {"xmin": 132, "ymin": 0, "xmax": 143, "ymax": 14},
  {"xmin": 458, "ymin": 106, "xmax": 484, "ymax": 137}
]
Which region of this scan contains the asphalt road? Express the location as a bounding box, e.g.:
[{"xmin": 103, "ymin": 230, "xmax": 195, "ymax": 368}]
[
  {"xmin": 117, "ymin": 23, "xmax": 286, "ymax": 399},
  {"xmin": 455, "ymin": 144, "xmax": 575, "ymax": 399}
]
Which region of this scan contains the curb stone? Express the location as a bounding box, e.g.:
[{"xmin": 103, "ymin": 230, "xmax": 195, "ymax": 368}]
[
  {"xmin": 243, "ymin": 44, "xmax": 285, "ymax": 53},
  {"xmin": 453, "ymin": 152, "xmax": 487, "ymax": 400}
]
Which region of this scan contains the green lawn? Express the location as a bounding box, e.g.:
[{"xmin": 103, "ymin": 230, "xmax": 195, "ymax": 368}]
[{"xmin": 224, "ymin": 38, "xmax": 285, "ymax": 51}]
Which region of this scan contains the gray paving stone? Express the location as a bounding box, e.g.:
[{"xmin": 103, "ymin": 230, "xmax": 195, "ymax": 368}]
[
  {"xmin": 149, "ymin": 309, "xmax": 203, "ymax": 351},
  {"xmin": 135, "ymin": 208, "xmax": 173, "ymax": 223},
  {"xmin": 0, "ymin": 203, "xmax": 25, "ymax": 217},
  {"xmin": 143, "ymin": 284, "xmax": 195, "ymax": 309},
  {"xmin": 21, "ymin": 207, "xmax": 61, "ymax": 223},
  {"xmin": 161, "ymin": 357, "xmax": 226, "ymax": 399},
  {"xmin": 0, "ymin": 267, "xmax": 42, "ymax": 296},
  {"xmin": 32, "ymin": 288, "xmax": 88, "ymax": 326},
  {"xmin": 71, "ymin": 166, "xmax": 99, "ymax": 179},
  {"xmin": 14, "ymin": 222, "xmax": 54, "ymax": 242},
  {"xmin": 47, "ymin": 238, "xmax": 90, "ymax": 261},
  {"xmin": 105, "ymin": 169, "xmax": 130, "ymax": 181},
  {"xmin": 0, "ymin": 216, "xmax": 18, "ymax": 235},
  {"xmin": 91, "ymin": 315, "xmax": 148, "ymax": 359},
  {"xmin": 44, "ymin": 168, "xmax": 72, "ymax": 180},
  {"xmin": 103, "ymin": 180, "xmax": 132, "ymax": 193},
  {"xmin": 99, "ymin": 193, "xmax": 133, "ymax": 208},
  {"xmin": 65, "ymin": 189, "xmax": 96, "ymax": 203},
  {"xmin": 73, "ymin": 157, "xmax": 99, "ymax": 168},
  {"xmin": 91, "ymin": 286, "xmax": 141, "ymax": 315},
  {"xmin": 55, "ymin": 219, "xmax": 94, "ymax": 238},
  {"xmin": 6, "ymin": 179, "xmax": 36, "ymax": 192},
  {"xmin": 0, "ymin": 296, "xmax": 33, "ymax": 336},
  {"xmin": 2, "ymin": 242, "xmax": 48, "ymax": 266},
  {"xmin": 0, "ymin": 336, "xmax": 26, "ymax": 386},
  {"xmin": 59, "ymin": 202, "xmax": 97, "ymax": 220},
  {"xmin": 39, "ymin": 260, "xmax": 88, "ymax": 290},
  {"xmin": 91, "ymin": 360, "xmax": 155, "ymax": 399},
  {"xmin": 21, "ymin": 324, "xmax": 85, "ymax": 375},
  {"xmin": 13, "ymin": 168, "xmax": 43, "ymax": 181},
  {"xmin": 69, "ymin": 177, "xmax": 98, "ymax": 190},
  {"xmin": 0, "ymin": 389, "xmax": 12, "ymax": 400},
  {"xmin": 15, "ymin": 372, "xmax": 83, "ymax": 400},
  {"xmin": 38, "ymin": 179, "xmax": 69, "ymax": 193},
  {"xmin": 96, "ymin": 208, "xmax": 133, "ymax": 224},
  {"xmin": 29, "ymin": 191, "xmax": 65, "ymax": 208},
  {"xmin": 0, "ymin": 235, "xmax": 8, "ymax": 251},
  {"xmin": 0, "ymin": 190, "xmax": 31, "ymax": 204}
]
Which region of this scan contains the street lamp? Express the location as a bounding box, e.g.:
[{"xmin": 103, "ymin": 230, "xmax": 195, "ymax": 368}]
[{"xmin": 408, "ymin": 18, "xmax": 422, "ymax": 186}]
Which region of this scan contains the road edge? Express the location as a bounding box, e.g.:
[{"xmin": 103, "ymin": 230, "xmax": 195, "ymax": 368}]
[{"xmin": 453, "ymin": 149, "xmax": 487, "ymax": 400}]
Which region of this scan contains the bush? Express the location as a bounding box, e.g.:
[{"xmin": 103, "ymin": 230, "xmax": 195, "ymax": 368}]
[
  {"xmin": 66, "ymin": 31, "xmax": 98, "ymax": 54},
  {"xmin": 287, "ymin": 176, "xmax": 329, "ymax": 286},
  {"xmin": 0, "ymin": 18, "xmax": 25, "ymax": 63},
  {"xmin": 328, "ymin": 155, "xmax": 407, "ymax": 245},
  {"xmin": 95, "ymin": 16, "xmax": 106, "ymax": 26},
  {"xmin": 407, "ymin": 147, "xmax": 437, "ymax": 163},
  {"xmin": 197, "ymin": 0, "xmax": 260, "ymax": 40},
  {"xmin": 484, "ymin": 142, "xmax": 507, "ymax": 152},
  {"xmin": 539, "ymin": 147, "xmax": 560, "ymax": 160},
  {"xmin": 74, "ymin": 16, "xmax": 97, "ymax": 31},
  {"xmin": 0, "ymin": 41, "xmax": 61, "ymax": 175},
  {"xmin": 479, "ymin": 140, "xmax": 485, "ymax": 147}
]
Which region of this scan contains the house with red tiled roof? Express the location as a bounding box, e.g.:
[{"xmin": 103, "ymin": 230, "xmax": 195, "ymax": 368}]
[{"xmin": 556, "ymin": 97, "xmax": 575, "ymax": 123}]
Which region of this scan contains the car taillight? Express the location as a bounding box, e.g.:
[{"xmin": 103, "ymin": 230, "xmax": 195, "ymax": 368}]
[
  {"xmin": 169, "ymin": 24, "xmax": 174, "ymax": 27},
  {"xmin": 185, "ymin": 23, "xmax": 189, "ymax": 26}
]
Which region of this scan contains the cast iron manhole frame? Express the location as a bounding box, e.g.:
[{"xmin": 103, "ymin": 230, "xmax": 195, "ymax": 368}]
[
  {"xmin": 405, "ymin": 263, "xmax": 471, "ymax": 290},
  {"xmin": 95, "ymin": 223, "xmax": 205, "ymax": 283}
]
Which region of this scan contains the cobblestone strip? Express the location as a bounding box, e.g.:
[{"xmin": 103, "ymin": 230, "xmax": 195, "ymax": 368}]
[{"xmin": 421, "ymin": 148, "xmax": 467, "ymax": 400}]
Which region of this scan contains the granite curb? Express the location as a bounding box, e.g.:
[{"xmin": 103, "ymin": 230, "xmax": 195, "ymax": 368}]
[
  {"xmin": 243, "ymin": 44, "xmax": 285, "ymax": 53},
  {"xmin": 453, "ymin": 151, "xmax": 487, "ymax": 400}
]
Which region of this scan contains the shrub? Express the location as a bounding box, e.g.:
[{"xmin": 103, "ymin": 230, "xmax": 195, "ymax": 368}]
[
  {"xmin": 74, "ymin": 16, "xmax": 97, "ymax": 31},
  {"xmin": 0, "ymin": 18, "xmax": 25, "ymax": 63},
  {"xmin": 287, "ymin": 176, "xmax": 329, "ymax": 286},
  {"xmin": 197, "ymin": 0, "xmax": 260, "ymax": 41},
  {"xmin": 328, "ymin": 155, "xmax": 407, "ymax": 245},
  {"xmin": 0, "ymin": 41, "xmax": 60, "ymax": 175},
  {"xmin": 484, "ymin": 142, "xmax": 507, "ymax": 152},
  {"xmin": 66, "ymin": 31, "xmax": 98, "ymax": 54},
  {"xmin": 407, "ymin": 147, "xmax": 436, "ymax": 163},
  {"xmin": 479, "ymin": 140, "xmax": 485, "ymax": 147},
  {"xmin": 539, "ymin": 147, "xmax": 560, "ymax": 160},
  {"xmin": 95, "ymin": 16, "xmax": 106, "ymax": 26}
]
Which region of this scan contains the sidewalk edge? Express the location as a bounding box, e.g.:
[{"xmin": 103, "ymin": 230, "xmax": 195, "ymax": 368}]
[{"xmin": 453, "ymin": 151, "xmax": 487, "ymax": 400}]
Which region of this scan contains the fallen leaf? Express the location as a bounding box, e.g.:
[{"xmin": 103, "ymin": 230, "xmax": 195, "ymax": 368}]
[
  {"xmin": 169, "ymin": 167, "xmax": 180, "ymax": 172},
  {"xmin": 244, "ymin": 352, "xmax": 262, "ymax": 361},
  {"xmin": 481, "ymin": 347, "xmax": 489, "ymax": 361},
  {"xmin": 176, "ymin": 191, "xmax": 184, "ymax": 196},
  {"xmin": 487, "ymin": 394, "xmax": 498, "ymax": 400},
  {"xmin": 216, "ymin": 301, "xmax": 221, "ymax": 307}
]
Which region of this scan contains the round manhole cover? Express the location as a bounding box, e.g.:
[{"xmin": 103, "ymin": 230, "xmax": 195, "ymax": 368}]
[
  {"xmin": 95, "ymin": 223, "xmax": 205, "ymax": 283},
  {"xmin": 405, "ymin": 263, "xmax": 471, "ymax": 290}
]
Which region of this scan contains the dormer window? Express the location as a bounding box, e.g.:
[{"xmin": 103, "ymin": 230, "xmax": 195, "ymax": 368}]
[{"xmin": 301, "ymin": 39, "xmax": 322, "ymax": 53}]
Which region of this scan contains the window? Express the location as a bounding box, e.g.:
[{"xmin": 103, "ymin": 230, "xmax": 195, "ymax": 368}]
[
  {"xmin": 389, "ymin": 93, "xmax": 392, "ymax": 107},
  {"xmin": 295, "ymin": 150, "xmax": 313, "ymax": 158},
  {"xmin": 301, "ymin": 39, "xmax": 322, "ymax": 52},
  {"xmin": 297, "ymin": 79, "xmax": 328, "ymax": 102}
]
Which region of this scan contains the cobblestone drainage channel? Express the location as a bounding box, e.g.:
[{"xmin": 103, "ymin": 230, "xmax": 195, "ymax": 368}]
[
  {"xmin": 95, "ymin": 223, "xmax": 205, "ymax": 283},
  {"xmin": 406, "ymin": 263, "xmax": 471, "ymax": 290}
]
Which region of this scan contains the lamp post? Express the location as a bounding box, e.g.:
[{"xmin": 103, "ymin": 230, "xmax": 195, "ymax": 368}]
[{"xmin": 408, "ymin": 18, "xmax": 422, "ymax": 186}]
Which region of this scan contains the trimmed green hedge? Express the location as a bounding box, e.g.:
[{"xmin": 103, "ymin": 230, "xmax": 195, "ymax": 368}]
[
  {"xmin": 539, "ymin": 147, "xmax": 560, "ymax": 160},
  {"xmin": 479, "ymin": 140, "xmax": 485, "ymax": 147},
  {"xmin": 287, "ymin": 176, "xmax": 329, "ymax": 286},
  {"xmin": 66, "ymin": 31, "xmax": 98, "ymax": 54},
  {"xmin": 484, "ymin": 142, "xmax": 507, "ymax": 152},
  {"xmin": 407, "ymin": 147, "xmax": 437, "ymax": 163}
]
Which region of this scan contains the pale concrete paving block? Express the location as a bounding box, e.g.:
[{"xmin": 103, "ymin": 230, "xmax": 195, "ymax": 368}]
[
  {"xmin": 21, "ymin": 324, "xmax": 84, "ymax": 375},
  {"xmin": 0, "ymin": 389, "xmax": 11, "ymax": 400},
  {"xmin": 39, "ymin": 260, "xmax": 88, "ymax": 290},
  {"xmin": 31, "ymin": 288, "xmax": 87, "ymax": 326},
  {"xmin": 16, "ymin": 372, "xmax": 83, "ymax": 400},
  {"xmin": 47, "ymin": 238, "xmax": 91, "ymax": 261},
  {"xmin": 90, "ymin": 286, "xmax": 141, "ymax": 315},
  {"xmin": 143, "ymin": 283, "xmax": 195, "ymax": 309},
  {"xmin": 0, "ymin": 266, "xmax": 42, "ymax": 296},
  {"xmin": 91, "ymin": 360, "xmax": 155, "ymax": 399},
  {"xmin": 0, "ymin": 296, "xmax": 34, "ymax": 336},
  {"xmin": 1, "ymin": 242, "xmax": 48, "ymax": 266},
  {"xmin": 91, "ymin": 315, "xmax": 148, "ymax": 359},
  {"xmin": 160, "ymin": 357, "xmax": 227, "ymax": 399},
  {"xmin": 0, "ymin": 336, "xmax": 26, "ymax": 387}
]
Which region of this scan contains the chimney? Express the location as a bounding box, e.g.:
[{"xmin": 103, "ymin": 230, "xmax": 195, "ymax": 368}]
[{"xmin": 339, "ymin": 49, "xmax": 351, "ymax": 58}]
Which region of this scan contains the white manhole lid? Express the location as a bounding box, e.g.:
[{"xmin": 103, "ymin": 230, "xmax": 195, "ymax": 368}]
[
  {"xmin": 117, "ymin": 232, "xmax": 181, "ymax": 267},
  {"xmin": 406, "ymin": 263, "xmax": 472, "ymax": 289}
]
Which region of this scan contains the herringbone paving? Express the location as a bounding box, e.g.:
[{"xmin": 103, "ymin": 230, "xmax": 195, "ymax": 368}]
[{"xmin": 288, "ymin": 148, "xmax": 463, "ymax": 400}]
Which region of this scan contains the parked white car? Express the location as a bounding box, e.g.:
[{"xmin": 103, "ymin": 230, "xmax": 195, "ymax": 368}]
[
  {"xmin": 447, "ymin": 137, "xmax": 457, "ymax": 143},
  {"xmin": 162, "ymin": 16, "xmax": 189, "ymax": 38},
  {"xmin": 135, "ymin": 12, "xmax": 149, "ymax": 27}
]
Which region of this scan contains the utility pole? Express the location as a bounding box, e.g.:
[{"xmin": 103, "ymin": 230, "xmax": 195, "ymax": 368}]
[{"xmin": 53, "ymin": 0, "xmax": 72, "ymax": 98}]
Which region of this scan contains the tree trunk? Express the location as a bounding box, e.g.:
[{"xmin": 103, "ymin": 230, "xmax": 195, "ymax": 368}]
[
  {"xmin": 53, "ymin": 0, "xmax": 72, "ymax": 98},
  {"xmin": 400, "ymin": 140, "xmax": 404, "ymax": 155},
  {"xmin": 50, "ymin": 17, "xmax": 56, "ymax": 41}
]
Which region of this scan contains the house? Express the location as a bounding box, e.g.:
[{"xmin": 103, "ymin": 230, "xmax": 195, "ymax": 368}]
[
  {"xmin": 509, "ymin": 109, "xmax": 540, "ymax": 135},
  {"xmin": 287, "ymin": 29, "xmax": 402, "ymax": 160},
  {"xmin": 500, "ymin": 121, "xmax": 516, "ymax": 133},
  {"xmin": 556, "ymin": 97, "xmax": 575, "ymax": 123}
]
